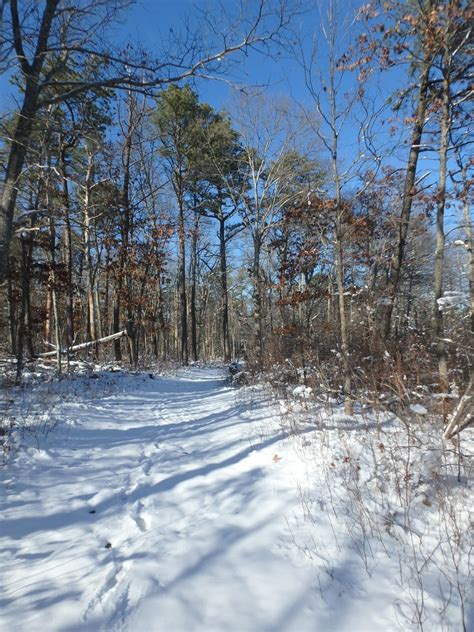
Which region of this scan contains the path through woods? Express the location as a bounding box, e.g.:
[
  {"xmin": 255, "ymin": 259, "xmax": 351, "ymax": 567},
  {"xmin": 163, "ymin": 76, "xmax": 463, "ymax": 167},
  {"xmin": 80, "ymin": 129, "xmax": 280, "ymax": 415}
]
[{"xmin": 1, "ymin": 367, "xmax": 470, "ymax": 631}]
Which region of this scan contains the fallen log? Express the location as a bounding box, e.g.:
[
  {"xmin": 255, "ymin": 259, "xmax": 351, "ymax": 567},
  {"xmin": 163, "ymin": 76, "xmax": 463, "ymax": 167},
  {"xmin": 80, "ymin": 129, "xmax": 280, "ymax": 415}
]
[
  {"xmin": 38, "ymin": 330, "xmax": 127, "ymax": 358},
  {"xmin": 443, "ymin": 375, "xmax": 474, "ymax": 439}
]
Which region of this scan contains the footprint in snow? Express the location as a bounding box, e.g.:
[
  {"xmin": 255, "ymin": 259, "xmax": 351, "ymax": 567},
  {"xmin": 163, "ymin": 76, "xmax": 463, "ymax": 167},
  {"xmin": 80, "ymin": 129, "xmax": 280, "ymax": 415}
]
[
  {"xmin": 133, "ymin": 501, "xmax": 149, "ymax": 532},
  {"xmin": 141, "ymin": 461, "xmax": 152, "ymax": 476}
]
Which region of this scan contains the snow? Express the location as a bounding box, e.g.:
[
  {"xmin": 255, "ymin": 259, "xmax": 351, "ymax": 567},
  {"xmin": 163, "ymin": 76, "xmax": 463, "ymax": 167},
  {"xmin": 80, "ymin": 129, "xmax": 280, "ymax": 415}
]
[
  {"xmin": 292, "ymin": 385, "xmax": 313, "ymax": 398},
  {"xmin": 437, "ymin": 290, "xmax": 469, "ymax": 311},
  {"xmin": 1, "ymin": 367, "xmax": 472, "ymax": 631},
  {"xmin": 409, "ymin": 404, "xmax": 428, "ymax": 415}
]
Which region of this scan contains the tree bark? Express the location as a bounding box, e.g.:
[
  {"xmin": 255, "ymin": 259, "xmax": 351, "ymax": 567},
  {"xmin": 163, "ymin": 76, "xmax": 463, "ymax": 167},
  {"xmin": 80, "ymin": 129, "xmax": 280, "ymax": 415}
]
[
  {"xmin": 122, "ymin": 95, "xmax": 139, "ymax": 367},
  {"xmin": 15, "ymin": 236, "xmax": 28, "ymax": 382},
  {"xmin": 443, "ymin": 375, "xmax": 473, "ymax": 440},
  {"xmin": 155, "ymin": 274, "xmax": 167, "ymax": 359},
  {"xmin": 190, "ymin": 207, "xmax": 199, "ymax": 362},
  {"xmin": 61, "ymin": 146, "xmax": 75, "ymax": 347},
  {"xmin": 219, "ymin": 215, "xmax": 231, "ymax": 362},
  {"xmin": 457, "ymin": 155, "xmax": 474, "ymax": 341},
  {"xmin": 0, "ymin": 0, "xmax": 60, "ymax": 283},
  {"xmin": 84, "ymin": 150, "xmax": 97, "ymax": 344},
  {"xmin": 47, "ymin": 191, "xmax": 62, "ymax": 373},
  {"xmin": 113, "ymin": 291, "xmax": 122, "ymax": 361},
  {"xmin": 176, "ymin": 187, "xmax": 189, "ymax": 364},
  {"xmin": 327, "ymin": 12, "xmax": 352, "ymax": 415},
  {"xmin": 7, "ymin": 265, "xmax": 16, "ymax": 355},
  {"xmin": 381, "ymin": 62, "xmax": 431, "ymax": 339},
  {"xmin": 39, "ymin": 329, "xmax": 127, "ymax": 357},
  {"xmin": 433, "ymin": 47, "xmax": 451, "ymax": 392},
  {"xmin": 252, "ymin": 234, "xmax": 263, "ymax": 368},
  {"xmin": 24, "ymin": 229, "xmax": 35, "ymax": 358}
]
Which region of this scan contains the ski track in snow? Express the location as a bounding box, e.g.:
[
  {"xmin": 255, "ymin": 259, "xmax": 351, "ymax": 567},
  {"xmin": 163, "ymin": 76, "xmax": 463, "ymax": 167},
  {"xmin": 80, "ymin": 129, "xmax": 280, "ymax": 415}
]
[{"xmin": 0, "ymin": 367, "xmax": 325, "ymax": 631}]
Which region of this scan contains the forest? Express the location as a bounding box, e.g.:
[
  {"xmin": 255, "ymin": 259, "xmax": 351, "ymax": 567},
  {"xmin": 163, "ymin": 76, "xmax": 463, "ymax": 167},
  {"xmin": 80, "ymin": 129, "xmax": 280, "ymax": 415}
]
[
  {"xmin": 0, "ymin": 1, "xmax": 473, "ymax": 631},
  {"xmin": 0, "ymin": 0, "xmax": 472, "ymax": 424}
]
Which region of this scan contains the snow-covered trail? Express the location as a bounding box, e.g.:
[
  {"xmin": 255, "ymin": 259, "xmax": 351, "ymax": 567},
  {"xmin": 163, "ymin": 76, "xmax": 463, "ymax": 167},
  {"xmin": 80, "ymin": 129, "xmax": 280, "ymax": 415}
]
[{"xmin": 0, "ymin": 367, "xmax": 320, "ymax": 632}]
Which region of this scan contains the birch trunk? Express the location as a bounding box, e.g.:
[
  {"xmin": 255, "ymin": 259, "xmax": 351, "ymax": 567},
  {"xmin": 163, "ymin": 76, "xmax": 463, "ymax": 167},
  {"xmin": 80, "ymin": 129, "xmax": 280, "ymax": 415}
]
[
  {"xmin": 252, "ymin": 235, "xmax": 263, "ymax": 368},
  {"xmin": 61, "ymin": 148, "xmax": 75, "ymax": 347},
  {"xmin": 327, "ymin": 6, "xmax": 352, "ymax": 415},
  {"xmin": 433, "ymin": 47, "xmax": 451, "ymax": 392},
  {"xmin": 83, "ymin": 150, "xmax": 97, "ymax": 343}
]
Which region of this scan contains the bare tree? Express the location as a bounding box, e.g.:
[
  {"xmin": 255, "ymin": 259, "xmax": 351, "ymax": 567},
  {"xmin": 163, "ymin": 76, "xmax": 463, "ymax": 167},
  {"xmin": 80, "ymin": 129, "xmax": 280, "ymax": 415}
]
[
  {"xmin": 432, "ymin": 0, "xmax": 472, "ymax": 391},
  {"xmin": 229, "ymin": 94, "xmax": 310, "ymax": 367},
  {"xmin": 375, "ymin": 0, "xmax": 437, "ymax": 338},
  {"xmin": 298, "ymin": 0, "xmax": 375, "ymax": 414},
  {"xmin": 0, "ymin": 0, "xmax": 292, "ymax": 284}
]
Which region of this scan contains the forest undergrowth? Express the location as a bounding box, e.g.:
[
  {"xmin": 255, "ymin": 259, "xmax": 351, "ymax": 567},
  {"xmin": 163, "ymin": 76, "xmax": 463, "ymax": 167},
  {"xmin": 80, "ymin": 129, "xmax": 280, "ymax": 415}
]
[{"xmin": 238, "ymin": 365, "xmax": 473, "ymax": 631}]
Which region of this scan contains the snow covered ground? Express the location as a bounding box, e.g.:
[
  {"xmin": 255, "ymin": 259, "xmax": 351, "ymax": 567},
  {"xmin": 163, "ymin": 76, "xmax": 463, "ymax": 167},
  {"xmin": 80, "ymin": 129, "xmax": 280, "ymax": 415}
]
[{"xmin": 1, "ymin": 366, "xmax": 472, "ymax": 631}]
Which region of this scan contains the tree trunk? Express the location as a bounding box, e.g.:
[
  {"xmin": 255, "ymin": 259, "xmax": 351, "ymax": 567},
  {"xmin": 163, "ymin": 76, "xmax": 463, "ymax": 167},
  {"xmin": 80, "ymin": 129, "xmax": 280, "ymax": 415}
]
[
  {"xmin": 464, "ymin": 197, "xmax": 474, "ymax": 338},
  {"xmin": 48, "ymin": 208, "xmax": 61, "ymax": 374},
  {"xmin": 23, "ymin": 227, "xmax": 35, "ymax": 359},
  {"xmin": 219, "ymin": 216, "xmax": 231, "ymax": 362},
  {"xmin": 0, "ymin": 0, "xmax": 60, "ymax": 283},
  {"xmin": 335, "ymin": 217, "xmax": 352, "ymax": 415},
  {"xmin": 7, "ymin": 266, "xmax": 17, "ymax": 355},
  {"xmin": 0, "ymin": 82, "xmax": 40, "ymax": 284},
  {"xmin": 103, "ymin": 246, "xmax": 111, "ymax": 334},
  {"xmin": 15, "ymin": 237, "xmax": 29, "ymax": 382},
  {"xmin": 190, "ymin": 208, "xmax": 199, "ymax": 362},
  {"xmin": 61, "ymin": 148, "xmax": 75, "ymax": 347},
  {"xmin": 433, "ymin": 50, "xmax": 450, "ymax": 392},
  {"xmin": 156, "ymin": 275, "xmax": 166, "ymax": 359},
  {"xmin": 45, "ymin": 288, "xmax": 53, "ymax": 344},
  {"xmin": 113, "ymin": 291, "xmax": 122, "ymax": 361},
  {"xmin": 84, "ymin": 151, "xmax": 97, "ymax": 344},
  {"xmin": 457, "ymin": 155, "xmax": 474, "ymax": 341},
  {"xmin": 443, "ymin": 375, "xmax": 473, "ymax": 440},
  {"xmin": 252, "ymin": 235, "xmax": 263, "ymax": 368},
  {"xmin": 328, "ymin": 17, "xmax": 352, "ymax": 415},
  {"xmin": 381, "ymin": 62, "xmax": 431, "ymax": 338},
  {"xmin": 39, "ymin": 329, "xmax": 127, "ymax": 357},
  {"xmin": 177, "ymin": 190, "xmax": 188, "ymax": 364},
  {"xmin": 121, "ymin": 94, "xmax": 138, "ymax": 367}
]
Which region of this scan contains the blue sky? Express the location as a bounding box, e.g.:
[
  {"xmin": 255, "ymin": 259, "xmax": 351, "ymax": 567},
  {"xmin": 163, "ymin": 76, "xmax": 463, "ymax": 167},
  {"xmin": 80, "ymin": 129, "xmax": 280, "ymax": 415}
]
[
  {"xmin": 121, "ymin": 0, "xmax": 311, "ymax": 109},
  {"xmin": 118, "ymin": 1, "xmax": 413, "ymax": 173},
  {"xmin": 0, "ymin": 1, "xmax": 377, "ymax": 113},
  {"xmin": 0, "ymin": 0, "xmax": 445, "ymax": 195},
  {"xmin": 0, "ymin": 0, "xmax": 466, "ymax": 239}
]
